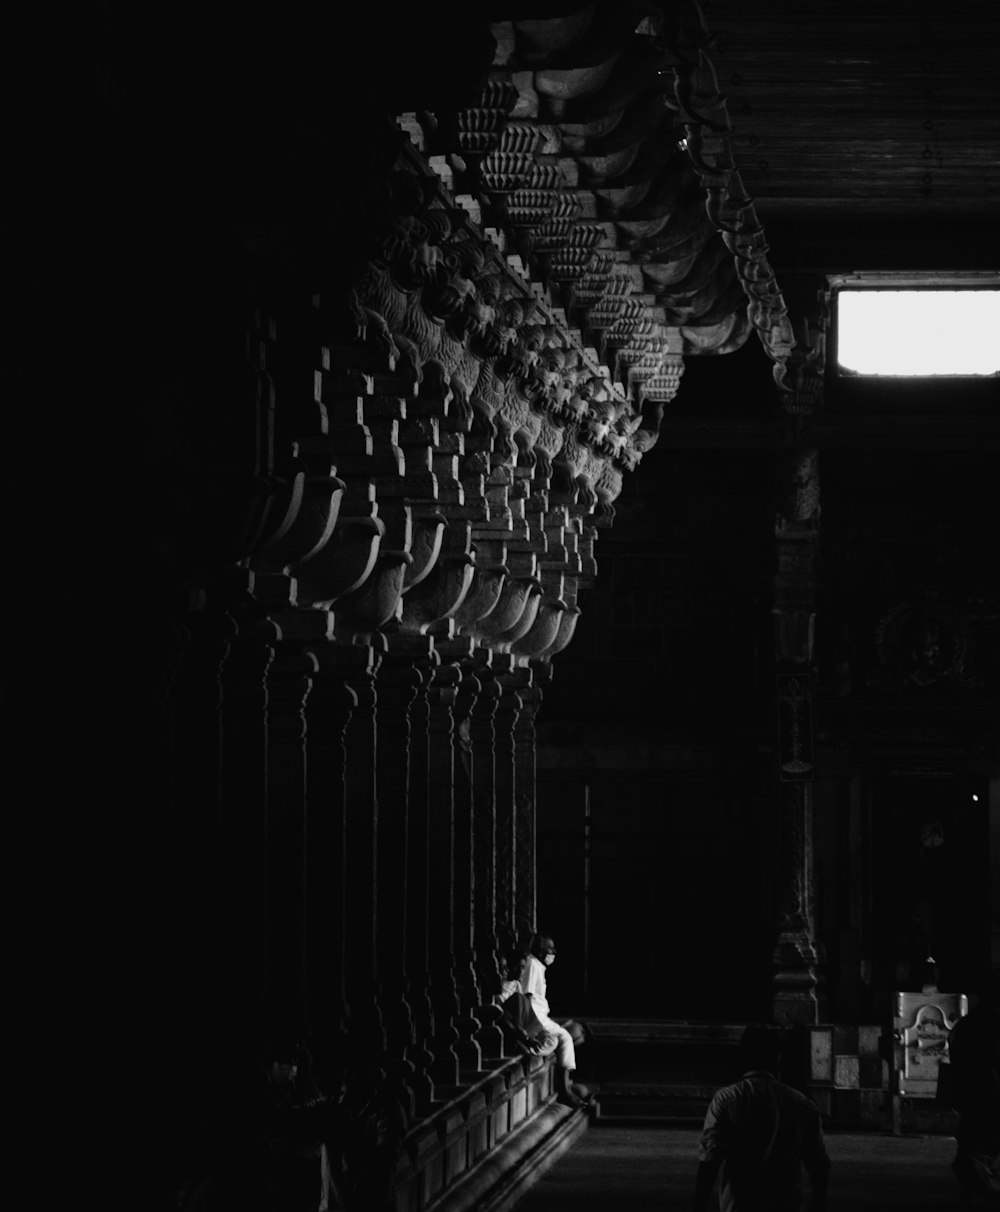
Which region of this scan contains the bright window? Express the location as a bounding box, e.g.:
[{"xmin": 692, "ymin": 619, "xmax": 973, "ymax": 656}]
[{"xmin": 831, "ymin": 274, "xmax": 1000, "ymax": 377}]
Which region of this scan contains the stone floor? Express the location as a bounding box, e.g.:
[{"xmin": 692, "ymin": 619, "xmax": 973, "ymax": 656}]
[{"xmin": 513, "ymin": 1125, "xmax": 968, "ymax": 1210}]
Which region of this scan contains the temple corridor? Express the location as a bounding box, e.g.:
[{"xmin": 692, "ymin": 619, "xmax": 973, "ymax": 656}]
[
  {"xmin": 514, "ymin": 1126, "xmax": 960, "ymax": 1211},
  {"xmin": 10, "ymin": 1, "xmax": 998, "ymax": 1208}
]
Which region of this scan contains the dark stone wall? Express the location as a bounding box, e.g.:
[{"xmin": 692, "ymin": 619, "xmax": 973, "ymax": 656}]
[
  {"xmin": 536, "ymin": 396, "xmax": 781, "ymax": 1020},
  {"xmin": 534, "ymin": 335, "xmax": 1000, "ymax": 1027}
]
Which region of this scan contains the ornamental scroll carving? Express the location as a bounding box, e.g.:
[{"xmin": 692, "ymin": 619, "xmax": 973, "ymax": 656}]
[{"xmin": 868, "ymin": 593, "xmax": 982, "ymax": 693}]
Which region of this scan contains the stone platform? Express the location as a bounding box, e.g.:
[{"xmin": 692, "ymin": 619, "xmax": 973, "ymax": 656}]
[
  {"xmin": 513, "ymin": 1125, "xmax": 964, "ymax": 1211},
  {"xmin": 577, "ymin": 1019, "xmax": 742, "ymax": 1126},
  {"xmin": 571, "ymin": 1018, "xmax": 957, "ymax": 1135},
  {"xmin": 394, "ymin": 1054, "xmax": 589, "ymax": 1212}
]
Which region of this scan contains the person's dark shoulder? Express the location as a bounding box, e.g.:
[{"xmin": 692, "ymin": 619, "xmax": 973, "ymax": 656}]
[{"xmin": 709, "ymin": 1078, "xmax": 747, "ymax": 1111}]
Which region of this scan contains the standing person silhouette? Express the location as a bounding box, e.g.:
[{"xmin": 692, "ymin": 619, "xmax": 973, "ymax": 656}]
[
  {"xmin": 694, "ymin": 1026, "xmax": 830, "ymax": 1212},
  {"xmin": 946, "ymin": 972, "xmax": 1000, "ymax": 1207}
]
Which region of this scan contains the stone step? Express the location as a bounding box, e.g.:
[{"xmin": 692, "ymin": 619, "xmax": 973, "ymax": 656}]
[
  {"xmin": 584, "ymin": 1079, "xmax": 715, "ymax": 1125},
  {"xmin": 571, "ymin": 1018, "xmax": 900, "ymax": 1132},
  {"xmin": 575, "ymin": 1018, "xmax": 745, "ymax": 1090},
  {"xmin": 570, "ymin": 1020, "xmax": 746, "ymax": 1126}
]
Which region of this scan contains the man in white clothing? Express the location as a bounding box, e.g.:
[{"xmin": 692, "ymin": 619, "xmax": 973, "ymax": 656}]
[{"xmin": 518, "ymin": 935, "xmax": 589, "ymax": 1108}]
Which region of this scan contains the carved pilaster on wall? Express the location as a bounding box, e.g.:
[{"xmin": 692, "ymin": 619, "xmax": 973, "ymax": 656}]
[
  {"xmin": 470, "ymin": 671, "xmax": 503, "ymax": 999},
  {"xmin": 303, "ymin": 649, "xmax": 358, "ymax": 1067},
  {"xmin": 340, "ymin": 660, "xmax": 381, "ymax": 1025},
  {"xmin": 217, "ymin": 616, "xmax": 276, "ymax": 1049},
  {"xmin": 425, "ymin": 662, "xmax": 463, "ymax": 1087},
  {"xmin": 771, "ymin": 374, "xmax": 825, "ymax": 1022},
  {"xmin": 773, "ymin": 781, "xmax": 825, "ymax": 1025},
  {"xmin": 513, "ymin": 679, "xmax": 543, "ymax": 935},
  {"xmin": 774, "ymin": 315, "xmax": 827, "ymax": 423},
  {"xmin": 493, "ymin": 667, "xmax": 530, "ymax": 936},
  {"xmin": 451, "ymin": 658, "xmax": 484, "ymax": 1012},
  {"xmin": 776, "ymin": 674, "xmax": 815, "ymax": 782},
  {"xmin": 400, "ymin": 646, "xmax": 433, "ymax": 998},
  {"xmin": 373, "ymin": 655, "xmax": 425, "ymax": 1046},
  {"xmin": 263, "ymin": 641, "xmax": 318, "ymax": 1051}
]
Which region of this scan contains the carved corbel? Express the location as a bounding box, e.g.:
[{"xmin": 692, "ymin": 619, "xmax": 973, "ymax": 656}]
[
  {"xmin": 453, "ymin": 563, "xmax": 509, "ymax": 628},
  {"xmin": 460, "ymin": 569, "xmax": 526, "ymax": 639},
  {"xmin": 509, "ymin": 596, "xmax": 567, "ymax": 660},
  {"xmin": 721, "ymin": 214, "xmax": 769, "ymax": 251},
  {"xmin": 248, "ymin": 467, "xmax": 305, "ymax": 561},
  {"xmin": 399, "ymin": 553, "xmax": 477, "ymax": 634},
  {"xmin": 777, "ymin": 315, "xmax": 826, "ymax": 413},
  {"xmin": 294, "ymin": 517, "xmax": 384, "ymax": 610},
  {"xmin": 487, "ymin": 414, "xmax": 519, "ymax": 469},
  {"xmin": 403, "ymin": 512, "xmax": 448, "ymax": 590},
  {"xmin": 208, "ymin": 475, "xmax": 284, "ymax": 568},
  {"xmin": 530, "ymin": 443, "xmax": 555, "ymax": 488},
  {"xmin": 332, "ymin": 550, "xmax": 413, "ymax": 641},
  {"xmin": 249, "ymin": 474, "xmax": 346, "ymax": 575},
  {"xmin": 573, "ymin": 475, "xmax": 599, "ymax": 514},
  {"xmin": 493, "ymin": 578, "xmax": 542, "ymax": 646},
  {"xmin": 472, "ymin": 577, "xmax": 543, "ymax": 649},
  {"xmin": 541, "ymin": 603, "xmax": 582, "ymax": 659}
]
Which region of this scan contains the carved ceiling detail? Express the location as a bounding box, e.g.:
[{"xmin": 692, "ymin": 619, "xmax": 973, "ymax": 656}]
[
  {"xmin": 404, "ymin": 0, "xmax": 816, "ymax": 407},
  {"xmin": 205, "ymin": 2, "xmax": 827, "ymax": 676}
]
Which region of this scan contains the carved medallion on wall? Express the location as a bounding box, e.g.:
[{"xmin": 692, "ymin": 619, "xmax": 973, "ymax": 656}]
[{"xmin": 867, "ymin": 593, "xmax": 981, "ymax": 692}]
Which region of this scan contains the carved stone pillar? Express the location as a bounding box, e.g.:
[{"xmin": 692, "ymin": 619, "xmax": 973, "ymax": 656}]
[
  {"xmin": 341, "ymin": 659, "xmax": 381, "ymax": 1034},
  {"xmin": 513, "ymin": 677, "xmax": 543, "ymax": 937},
  {"xmin": 424, "ymin": 663, "xmax": 463, "ymax": 1086},
  {"xmin": 452, "ymin": 664, "xmax": 482, "ymax": 1010},
  {"xmin": 469, "ymin": 671, "xmax": 503, "ymax": 999},
  {"xmin": 218, "ymin": 619, "xmax": 275, "ymax": 1058},
  {"xmin": 494, "ymin": 667, "xmax": 528, "ymax": 944},
  {"xmin": 393, "ymin": 640, "xmax": 437, "ymax": 1045},
  {"xmin": 264, "ymin": 642, "xmax": 318, "ymax": 1050},
  {"xmin": 374, "ymin": 655, "xmax": 423, "ymax": 1056},
  {"xmin": 773, "ymin": 779, "xmax": 823, "ymax": 1024},
  {"xmin": 303, "ymin": 647, "xmax": 360, "ymax": 1070},
  {"xmin": 771, "ymin": 442, "xmax": 824, "ymax": 1024}
]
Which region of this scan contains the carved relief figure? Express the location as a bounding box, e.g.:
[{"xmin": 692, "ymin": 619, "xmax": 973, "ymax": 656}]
[{"xmin": 776, "ymin": 447, "xmax": 820, "ymax": 531}]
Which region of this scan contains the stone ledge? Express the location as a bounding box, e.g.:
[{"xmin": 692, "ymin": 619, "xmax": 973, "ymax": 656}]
[
  {"xmin": 423, "ymin": 1101, "xmax": 588, "ymax": 1212},
  {"xmin": 579, "ymin": 1019, "xmax": 745, "ymax": 1044},
  {"xmin": 891, "ymin": 1095, "xmax": 960, "ymax": 1137},
  {"xmin": 596, "ymin": 1082, "xmax": 719, "ymax": 1100},
  {"xmin": 390, "ymin": 1054, "xmax": 593, "ymax": 1212}
]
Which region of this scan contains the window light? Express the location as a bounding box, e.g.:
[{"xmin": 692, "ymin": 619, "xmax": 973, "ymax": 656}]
[{"xmin": 830, "ymin": 273, "xmax": 1000, "ymax": 377}]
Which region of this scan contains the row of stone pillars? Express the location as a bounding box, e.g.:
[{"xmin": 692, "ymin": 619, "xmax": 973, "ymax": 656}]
[{"xmin": 172, "ymin": 613, "xmax": 547, "ymax": 1111}]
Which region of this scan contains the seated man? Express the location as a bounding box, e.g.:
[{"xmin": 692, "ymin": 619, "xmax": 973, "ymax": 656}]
[{"xmin": 517, "ymin": 934, "xmax": 590, "ymax": 1109}]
